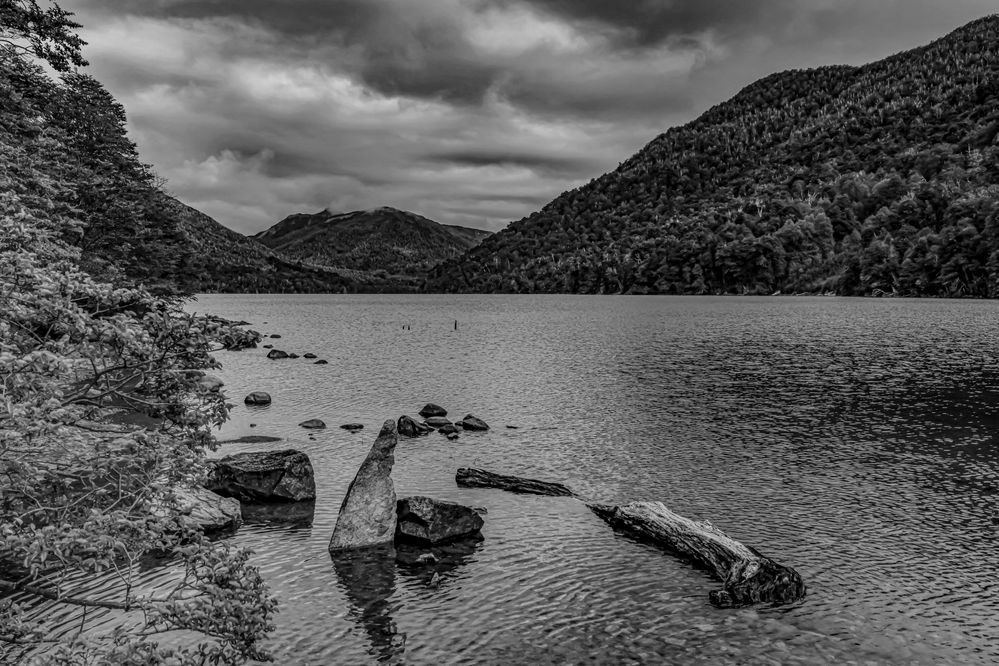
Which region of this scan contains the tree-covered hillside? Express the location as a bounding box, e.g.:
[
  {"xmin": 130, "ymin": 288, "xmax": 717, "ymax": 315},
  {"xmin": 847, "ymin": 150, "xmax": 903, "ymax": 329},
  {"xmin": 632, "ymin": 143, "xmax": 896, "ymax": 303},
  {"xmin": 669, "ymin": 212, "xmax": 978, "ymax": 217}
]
[
  {"xmin": 0, "ymin": 44, "xmax": 364, "ymax": 295},
  {"xmin": 254, "ymin": 206, "xmax": 490, "ymax": 288},
  {"xmin": 427, "ymin": 16, "xmax": 999, "ymax": 297}
]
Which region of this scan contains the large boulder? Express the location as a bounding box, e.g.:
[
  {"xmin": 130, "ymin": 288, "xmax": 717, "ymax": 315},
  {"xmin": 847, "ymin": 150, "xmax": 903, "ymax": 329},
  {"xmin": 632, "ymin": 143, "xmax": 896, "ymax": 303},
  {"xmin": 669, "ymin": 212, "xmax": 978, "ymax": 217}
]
[
  {"xmin": 206, "ymin": 449, "xmax": 316, "ymax": 502},
  {"xmin": 460, "ymin": 414, "xmax": 490, "ymax": 431},
  {"xmin": 244, "ymin": 391, "xmax": 271, "ymax": 405},
  {"xmin": 196, "ymin": 375, "xmax": 225, "ymax": 393},
  {"xmin": 398, "ymin": 415, "xmax": 430, "ymax": 437},
  {"xmin": 329, "ymin": 420, "xmax": 399, "ymax": 551},
  {"xmin": 158, "ymin": 486, "xmax": 241, "ymax": 532},
  {"xmin": 418, "ymin": 403, "xmax": 447, "ymax": 418},
  {"xmin": 267, "ymin": 349, "xmax": 289, "ymax": 360},
  {"xmin": 396, "ymin": 496, "xmax": 484, "ymax": 545}
]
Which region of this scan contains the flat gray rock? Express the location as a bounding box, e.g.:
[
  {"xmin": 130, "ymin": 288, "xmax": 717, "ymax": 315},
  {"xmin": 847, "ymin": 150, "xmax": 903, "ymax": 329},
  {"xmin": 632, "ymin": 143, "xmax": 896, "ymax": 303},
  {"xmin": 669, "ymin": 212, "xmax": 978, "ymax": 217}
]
[
  {"xmin": 424, "ymin": 416, "xmax": 452, "ymax": 429},
  {"xmin": 159, "ymin": 486, "xmax": 241, "ymax": 532},
  {"xmin": 329, "ymin": 420, "xmax": 399, "ymax": 551},
  {"xmin": 206, "ymin": 449, "xmax": 316, "ymax": 502}
]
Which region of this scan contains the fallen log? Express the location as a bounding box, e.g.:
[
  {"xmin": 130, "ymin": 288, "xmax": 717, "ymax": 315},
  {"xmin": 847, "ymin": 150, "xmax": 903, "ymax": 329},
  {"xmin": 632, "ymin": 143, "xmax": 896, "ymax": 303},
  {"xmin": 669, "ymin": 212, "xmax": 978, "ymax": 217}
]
[
  {"xmin": 588, "ymin": 502, "xmax": 805, "ymax": 608},
  {"xmin": 455, "ymin": 467, "xmax": 575, "ymax": 497}
]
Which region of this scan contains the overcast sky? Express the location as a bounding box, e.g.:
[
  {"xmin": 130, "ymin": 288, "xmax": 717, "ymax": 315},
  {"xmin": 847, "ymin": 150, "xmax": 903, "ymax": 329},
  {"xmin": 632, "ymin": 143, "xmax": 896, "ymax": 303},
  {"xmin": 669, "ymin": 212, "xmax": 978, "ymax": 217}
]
[{"xmin": 72, "ymin": 1, "xmax": 994, "ymax": 235}]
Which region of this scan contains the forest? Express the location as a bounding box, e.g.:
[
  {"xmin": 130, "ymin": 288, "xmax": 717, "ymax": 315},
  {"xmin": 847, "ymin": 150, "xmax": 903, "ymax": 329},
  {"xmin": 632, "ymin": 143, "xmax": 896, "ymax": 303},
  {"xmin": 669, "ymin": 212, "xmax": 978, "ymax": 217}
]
[{"xmin": 426, "ymin": 16, "xmax": 999, "ymax": 297}]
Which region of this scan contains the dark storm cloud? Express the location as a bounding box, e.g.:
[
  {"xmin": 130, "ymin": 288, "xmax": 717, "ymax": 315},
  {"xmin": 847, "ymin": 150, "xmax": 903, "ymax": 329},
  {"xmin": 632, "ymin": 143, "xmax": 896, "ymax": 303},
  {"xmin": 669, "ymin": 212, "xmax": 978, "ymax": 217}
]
[
  {"xmin": 69, "ymin": 0, "xmax": 998, "ymax": 234},
  {"xmin": 423, "ymin": 149, "xmax": 597, "ymax": 176}
]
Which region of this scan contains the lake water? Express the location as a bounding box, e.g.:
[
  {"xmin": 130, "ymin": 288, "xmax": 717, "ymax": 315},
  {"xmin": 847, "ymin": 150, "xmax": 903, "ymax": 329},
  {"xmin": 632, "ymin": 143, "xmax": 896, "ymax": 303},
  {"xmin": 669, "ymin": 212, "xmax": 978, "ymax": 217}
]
[{"xmin": 70, "ymin": 295, "xmax": 999, "ymax": 664}]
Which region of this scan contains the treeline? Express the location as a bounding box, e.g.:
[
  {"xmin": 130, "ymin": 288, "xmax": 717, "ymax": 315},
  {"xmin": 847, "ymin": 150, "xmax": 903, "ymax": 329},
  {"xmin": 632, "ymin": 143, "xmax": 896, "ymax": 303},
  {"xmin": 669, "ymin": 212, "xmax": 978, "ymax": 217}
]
[{"xmin": 426, "ymin": 16, "xmax": 999, "ymax": 296}]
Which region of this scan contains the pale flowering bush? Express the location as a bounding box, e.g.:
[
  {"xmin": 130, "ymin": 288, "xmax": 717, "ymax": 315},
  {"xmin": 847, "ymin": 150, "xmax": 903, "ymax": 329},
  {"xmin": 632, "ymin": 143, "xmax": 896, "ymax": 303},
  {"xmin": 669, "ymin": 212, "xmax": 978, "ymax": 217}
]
[{"xmin": 0, "ymin": 193, "xmax": 276, "ymax": 664}]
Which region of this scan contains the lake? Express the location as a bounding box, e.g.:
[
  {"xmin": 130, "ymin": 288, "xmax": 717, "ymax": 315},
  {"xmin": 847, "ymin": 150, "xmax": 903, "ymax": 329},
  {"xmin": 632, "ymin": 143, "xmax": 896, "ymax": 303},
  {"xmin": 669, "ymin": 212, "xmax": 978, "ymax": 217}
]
[{"xmin": 186, "ymin": 294, "xmax": 999, "ymax": 665}]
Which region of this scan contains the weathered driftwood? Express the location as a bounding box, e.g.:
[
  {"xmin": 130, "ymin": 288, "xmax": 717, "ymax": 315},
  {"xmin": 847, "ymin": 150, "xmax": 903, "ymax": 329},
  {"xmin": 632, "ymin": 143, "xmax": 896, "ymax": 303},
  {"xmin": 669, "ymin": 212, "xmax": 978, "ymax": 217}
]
[
  {"xmin": 588, "ymin": 502, "xmax": 805, "ymax": 607},
  {"xmin": 455, "ymin": 467, "xmax": 575, "ymax": 497}
]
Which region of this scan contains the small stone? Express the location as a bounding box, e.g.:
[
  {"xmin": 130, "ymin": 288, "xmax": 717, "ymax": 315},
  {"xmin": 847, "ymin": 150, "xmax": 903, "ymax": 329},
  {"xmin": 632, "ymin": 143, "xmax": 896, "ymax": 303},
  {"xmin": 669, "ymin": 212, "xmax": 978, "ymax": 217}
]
[
  {"xmin": 429, "ymin": 572, "xmax": 441, "ymax": 588},
  {"xmin": 288, "ymin": 353, "xmax": 300, "ymax": 359},
  {"xmin": 270, "ymin": 334, "xmax": 281, "ymax": 339},
  {"xmin": 506, "ymin": 425, "xmax": 519, "ymax": 429},
  {"xmin": 267, "ymin": 349, "xmax": 289, "ymax": 360},
  {"xmin": 418, "ymin": 403, "xmax": 447, "ymax": 418},
  {"xmin": 438, "ymin": 423, "xmax": 459, "ymax": 435},
  {"xmin": 398, "ymin": 415, "xmax": 431, "ymax": 437},
  {"xmin": 299, "ymin": 419, "xmax": 326, "ymax": 429},
  {"xmin": 314, "ymin": 359, "xmax": 329, "ymax": 365},
  {"xmin": 416, "ymin": 553, "xmax": 438, "ymax": 564},
  {"xmin": 460, "ymin": 414, "xmax": 489, "ymax": 431},
  {"xmin": 446, "ymin": 433, "xmax": 459, "ymax": 441},
  {"xmin": 263, "ymin": 344, "xmax": 273, "ymax": 349},
  {"xmin": 244, "ymin": 392, "xmax": 271, "ymax": 405},
  {"xmin": 249, "ymin": 423, "xmax": 257, "ymax": 427},
  {"xmin": 303, "ymin": 353, "xmax": 317, "ymax": 359},
  {"xmin": 341, "ymin": 423, "xmax": 364, "ymax": 431}
]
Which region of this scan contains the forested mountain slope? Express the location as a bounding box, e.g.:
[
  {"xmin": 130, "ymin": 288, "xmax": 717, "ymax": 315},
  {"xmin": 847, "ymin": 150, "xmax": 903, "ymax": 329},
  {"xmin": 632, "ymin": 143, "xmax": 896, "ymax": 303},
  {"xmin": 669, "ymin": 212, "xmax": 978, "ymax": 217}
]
[
  {"xmin": 427, "ymin": 16, "xmax": 999, "ymax": 297},
  {"xmin": 254, "ymin": 206, "xmax": 490, "ymax": 284},
  {"xmin": 0, "ymin": 46, "xmax": 368, "ymax": 294}
]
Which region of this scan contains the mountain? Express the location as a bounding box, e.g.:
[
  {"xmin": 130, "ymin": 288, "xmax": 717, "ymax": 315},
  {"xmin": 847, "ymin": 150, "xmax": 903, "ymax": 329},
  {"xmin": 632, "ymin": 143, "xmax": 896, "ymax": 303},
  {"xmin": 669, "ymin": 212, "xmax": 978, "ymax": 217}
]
[
  {"xmin": 163, "ymin": 197, "xmax": 409, "ymax": 294},
  {"xmin": 253, "ymin": 206, "xmax": 490, "ymax": 285},
  {"xmin": 427, "ymin": 16, "xmax": 999, "ymax": 297}
]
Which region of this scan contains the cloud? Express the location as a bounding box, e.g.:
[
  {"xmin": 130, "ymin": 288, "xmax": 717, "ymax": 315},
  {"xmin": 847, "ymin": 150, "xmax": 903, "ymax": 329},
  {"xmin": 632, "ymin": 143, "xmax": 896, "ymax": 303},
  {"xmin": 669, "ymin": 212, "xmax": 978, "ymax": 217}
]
[{"xmin": 69, "ymin": 0, "xmax": 997, "ymax": 234}]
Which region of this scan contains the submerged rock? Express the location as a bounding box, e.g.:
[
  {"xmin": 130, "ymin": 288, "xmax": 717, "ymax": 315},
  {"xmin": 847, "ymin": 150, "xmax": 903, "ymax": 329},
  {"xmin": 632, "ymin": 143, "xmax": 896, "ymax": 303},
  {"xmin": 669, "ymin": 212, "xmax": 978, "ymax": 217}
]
[
  {"xmin": 206, "ymin": 449, "xmax": 316, "ymax": 502},
  {"xmin": 303, "ymin": 352, "xmax": 317, "ymax": 359},
  {"xmin": 438, "ymin": 423, "xmax": 459, "ymax": 435},
  {"xmin": 424, "ymin": 416, "xmax": 451, "ymax": 429},
  {"xmin": 314, "ymin": 359, "xmax": 329, "ymax": 365},
  {"xmin": 329, "ymin": 420, "xmax": 399, "ymax": 551},
  {"xmin": 460, "ymin": 414, "xmax": 490, "ymax": 431},
  {"xmin": 341, "ymin": 423, "xmax": 364, "ymax": 431},
  {"xmin": 267, "ymin": 349, "xmax": 289, "ymax": 360},
  {"xmin": 446, "ymin": 432, "xmax": 460, "ymax": 441},
  {"xmin": 197, "ymin": 375, "xmax": 225, "ymax": 393},
  {"xmin": 418, "ymin": 403, "xmax": 447, "ymax": 418},
  {"xmin": 398, "ymin": 415, "xmax": 430, "ymax": 437},
  {"xmin": 396, "ymin": 496, "xmax": 484, "ymax": 545},
  {"xmin": 244, "ymin": 391, "xmax": 271, "ymax": 405},
  {"xmin": 299, "ymin": 419, "xmax": 326, "ymax": 429}
]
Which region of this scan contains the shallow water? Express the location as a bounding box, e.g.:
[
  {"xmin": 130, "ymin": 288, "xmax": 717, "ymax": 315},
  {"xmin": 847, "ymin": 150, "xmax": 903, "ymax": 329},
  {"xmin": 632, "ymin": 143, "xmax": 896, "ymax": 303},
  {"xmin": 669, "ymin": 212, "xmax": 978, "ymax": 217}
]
[{"xmin": 18, "ymin": 295, "xmax": 999, "ymax": 664}]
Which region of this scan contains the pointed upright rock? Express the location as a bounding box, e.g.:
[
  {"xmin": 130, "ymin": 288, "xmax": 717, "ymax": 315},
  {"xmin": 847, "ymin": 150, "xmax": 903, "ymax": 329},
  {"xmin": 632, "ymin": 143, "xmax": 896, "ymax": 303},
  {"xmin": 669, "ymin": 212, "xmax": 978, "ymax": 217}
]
[{"xmin": 329, "ymin": 420, "xmax": 399, "ymax": 551}]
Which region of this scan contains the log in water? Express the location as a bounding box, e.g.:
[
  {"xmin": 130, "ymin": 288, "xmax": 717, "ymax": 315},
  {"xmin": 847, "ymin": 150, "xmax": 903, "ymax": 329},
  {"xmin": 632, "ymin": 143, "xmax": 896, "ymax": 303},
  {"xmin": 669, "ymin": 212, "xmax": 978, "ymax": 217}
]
[
  {"xmin": 457, "ymin": 467, "xmax": 804, "ymax": 607},
  {"xmin": 455, "ymin": 467, "xmax": 576, "ymax": 497},
  {"xmin": 588, "ymin": 502, "xmax": 805, "ymax": 607}
]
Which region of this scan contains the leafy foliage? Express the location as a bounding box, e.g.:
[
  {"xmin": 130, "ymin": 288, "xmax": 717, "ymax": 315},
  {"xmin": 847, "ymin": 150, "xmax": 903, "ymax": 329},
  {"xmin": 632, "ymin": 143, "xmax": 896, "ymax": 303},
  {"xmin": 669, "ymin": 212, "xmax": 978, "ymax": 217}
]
[
  {"xmin": 427, "ymin": 16, "xmax": 999, "ymax": 297},
  {"xmin": 1, "ymin": 5, "xmax": 276, "ymax": 662}
]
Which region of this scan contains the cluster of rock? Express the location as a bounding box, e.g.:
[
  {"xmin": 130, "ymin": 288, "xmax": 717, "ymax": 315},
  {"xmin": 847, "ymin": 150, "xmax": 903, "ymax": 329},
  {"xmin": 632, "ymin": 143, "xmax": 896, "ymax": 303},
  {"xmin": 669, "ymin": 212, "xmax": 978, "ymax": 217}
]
[
  {"xmin": 329, "ymin": 420, "xmax": 484, "ymax": 560},
  {"xmin": 397, "ymin": 404, "xmax": 489, "ymax": 441},
  {"xmin": 169, "ymin": 448, "xmax": 318, "ymax": 532},
  {"xmin": 265, "ymin": 348, "xmax": 327, "ymax": 365}
]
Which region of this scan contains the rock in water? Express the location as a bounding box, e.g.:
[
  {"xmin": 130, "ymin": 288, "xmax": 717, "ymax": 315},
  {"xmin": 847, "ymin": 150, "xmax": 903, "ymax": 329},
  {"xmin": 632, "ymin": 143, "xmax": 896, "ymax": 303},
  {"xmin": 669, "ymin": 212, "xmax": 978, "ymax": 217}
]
[
  {"xmin": 398, "ymin": 415, "xmax": 430, "ymax": 437},
  {"xmin": 396, "ymin": 496, "xmax": 484, "ymax": 544},
  {"xmin": 303, "ymin": 353, "xmax": 317, "ymax": 359},
  {"xmin": 425, "ymin": 416, "xmax": 452, "ymax": 429},
  {"xmin": 329, "ymin": 420, "xmax": 399, "ymax": 551},
  {"xmin": 438, "ymin": 423, "xmax": 459, "ymax": 435},
  {"xmin": 244, "ymin": 391, "xmax": 272, "ymax": 405},
  {"xmin": 314, "ymin": 359, "xmax": 329, "ymax": 365},
  {"xmin": 159, "ymin": 486, "xmax": 241, "ymax": 532},
  {"xmin": 418, "ymin": 403, "xmax": 447, "ymax": 418},
  {"xmin": 341, "ymin": 423, "xmax": 364, "ymax": 431},
  {"xmin": 460, "ymin": 414, "xmax": 489, "ymax": 431},
  {"xmin": 267, "ymin": 349, "xmax": 289, "ymax": 360},
  {"xmin": 299, "ymin": 419, "xmax": 326, "ymax": 429},
  {"xmin": 206, "ymin": 449, "xmax": 316, "ymax": 502},
  {"xmin": 197, "ymin": 375, "xmax": 225, "ymax": 393}
]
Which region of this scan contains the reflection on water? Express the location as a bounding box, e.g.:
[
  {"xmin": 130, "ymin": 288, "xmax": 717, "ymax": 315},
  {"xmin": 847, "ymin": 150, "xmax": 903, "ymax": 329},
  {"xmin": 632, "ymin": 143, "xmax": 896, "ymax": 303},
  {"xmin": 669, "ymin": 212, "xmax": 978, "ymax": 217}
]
[
  {"xmin": 26, "ymin": 294, "xmax": 994, "ymax": 665},
  {"xmin": 330, "ymin": 545, "xmax": 405, "ymax": 664}
]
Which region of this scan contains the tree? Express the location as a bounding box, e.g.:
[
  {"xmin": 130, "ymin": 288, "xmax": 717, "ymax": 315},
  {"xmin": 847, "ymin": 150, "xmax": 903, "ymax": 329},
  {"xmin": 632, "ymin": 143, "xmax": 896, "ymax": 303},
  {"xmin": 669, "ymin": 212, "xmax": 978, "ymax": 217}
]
[{"xmin": 0, "ymin": 0, "xmax": 86, "ymax": 71}]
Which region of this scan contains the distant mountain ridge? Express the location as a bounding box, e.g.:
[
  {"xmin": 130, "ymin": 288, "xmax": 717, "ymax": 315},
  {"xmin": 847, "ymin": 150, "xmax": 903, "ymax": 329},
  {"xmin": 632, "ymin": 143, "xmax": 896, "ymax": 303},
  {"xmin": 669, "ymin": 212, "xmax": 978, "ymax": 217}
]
[
  {"xmin": 253, "ymin": 206, "xmax": 490, "ymax": 285},
  {"xmin": 427, "ymin": 15, "xmax": 999, "ymax": 297}
]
